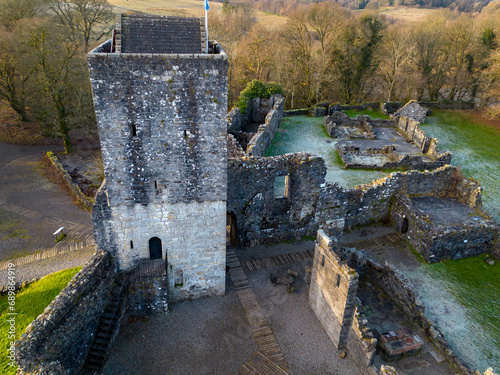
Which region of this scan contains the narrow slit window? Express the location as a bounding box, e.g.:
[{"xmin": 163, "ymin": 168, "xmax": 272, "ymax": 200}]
[
  {"xmin": 273, "ymin": 175, "xmax": 290, "ymax": 198},
  {"xmin": 321, "ymin": 255, "xmax": 325, "ymax": 267},
  {"xmin": 336, "ymin": 274, "xmax": 341, "ymax": 287},
  {"xmin": 154, "ymin": 180, "xmax": 158, "ymax": 190},
  {"xmin": 130, "ymin": 240, "xmax": 134, "ymax": 249},
  {"xmin": 132, "ymin": 124, "xmax": 137, "ymax": 137}
]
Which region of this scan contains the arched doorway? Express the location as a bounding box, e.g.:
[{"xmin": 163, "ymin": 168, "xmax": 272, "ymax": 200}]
[
  {"xmin": 226, "ymin": 212, "xmax": 237, "ymax": 246},
  {"xmin": 401, "ymin": 218, "xmax": 409, "ymax": 234},
  {"xmin": 149, "ymin": 237, "xmax": 162, "ymax": 260}
]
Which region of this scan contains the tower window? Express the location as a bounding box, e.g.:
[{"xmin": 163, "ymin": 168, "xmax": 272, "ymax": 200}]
[
  {"xmin": 130, "ymin": 240, "xmax": 134, "ymax": 249},
  {"xmin": 132, "ymin": 124, "xmax": 137, "ymax": 137}
]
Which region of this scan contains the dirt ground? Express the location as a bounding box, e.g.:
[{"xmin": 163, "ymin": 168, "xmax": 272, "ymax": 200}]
[{"xmin": 56, "ymin": 149, "xmax": 104, "ymax": 198}]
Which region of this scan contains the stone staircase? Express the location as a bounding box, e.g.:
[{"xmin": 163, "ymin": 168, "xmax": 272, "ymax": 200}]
[{"xmin": 82, "ymin": 278, "xmax": 128, "ymax": 373}]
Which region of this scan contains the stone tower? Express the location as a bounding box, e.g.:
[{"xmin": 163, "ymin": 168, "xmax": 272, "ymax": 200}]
[{"xmin": 87, "ymin": 15, "xmax": 228, "ymax": 301}]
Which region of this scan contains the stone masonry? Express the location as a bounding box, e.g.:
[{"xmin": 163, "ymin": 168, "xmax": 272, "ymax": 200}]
[
  {"xmin": 88, "ymin": 15, "xmax": 228, "ymax": 301},
  {"xmin": 309, "ymin": 230, "xmax": 359, "ymax": 349}
]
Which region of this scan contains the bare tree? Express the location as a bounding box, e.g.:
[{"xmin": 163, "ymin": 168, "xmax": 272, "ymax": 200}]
[
  {"xmin": 378, "ymin": 23, "xmax": 415, "ymax": 101},
  {"xmin": 26, "ymin": 21, "xmax": 84, "ymax": 152},
  {"xmin": 47, "ymin": 0, "xmax": 113, "ymax": 52},
  {"xmin": 0, "ymin": 0, "xmax": 45, "ymax": 30}
]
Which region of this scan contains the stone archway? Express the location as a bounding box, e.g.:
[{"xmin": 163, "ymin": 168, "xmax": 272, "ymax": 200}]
[{"xmin": 149, "ymin": 237, "xmax": 162, "ymax": 260}]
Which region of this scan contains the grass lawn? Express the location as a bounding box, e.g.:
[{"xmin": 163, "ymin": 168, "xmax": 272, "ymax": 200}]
[
  {"xmin": 422, "ymin": 109, "xmax": 500, "ymax": 222},
  {"xmin": 411, "ymin": 254, "xmax": 500, "ymax": 371},
  {"xmin": 343, "ymin": 109, "xmax": 391, "ymax": 119},
  {"xmin": 0, "ymin": 267, "xmax": 81, "ymax": 374}
]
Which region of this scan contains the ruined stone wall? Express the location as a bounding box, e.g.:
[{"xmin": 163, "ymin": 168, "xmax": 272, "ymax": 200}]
[
  {"xmin": 419, "ymin": 101, "xmax": 474, "ymax": 110},
  {"xmin": 364, "ymin": 260, "xmax": 425, "ymax": 319},
  {"xmin": 246, "ymin": 97, "xmax": 285, "ymax": 157},
  {"xmin": 227, "ymin": 133, "xmax": 245, "ymax": 159},
  {"xmin": 15, "ymin": 252, "xmax": 116, "ymax": 374},
  {"xmin": 329, "ymin": 102, "xmax": 380, "ymax": 115},
  {"xmin": 227, "ymin": 107, "xmax": 245, "ymax": 132},
  {"xmin": 227, "ymin": 153, "xmax": 327, "ymax": 246},
  {"xmin": 396, "ymin": 115, "xmax": 452, "ymax": 164},
  {"xmin": 309, "ymin": 230, "xmax": 359, "ymax": 349},
  {"xmin": 347, "ymin": 299, "xmax": 377, "ymax": 371},
  {"xmin": 88, "ymin": 41, "xmax": 228, "ymax": 300},
  {"xmin": 228, "ymin": 161, "xmax": 484, "ymax": 246},
  {"xmin": 390, "ymin": 194, "xmax": 498, "ymax": 262}
]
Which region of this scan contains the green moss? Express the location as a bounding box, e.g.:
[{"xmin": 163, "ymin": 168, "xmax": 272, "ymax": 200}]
[
  {"xmin": 406, "ymin": 241, "xmax": 426, "ymax": 264},
  {"xmin": 0, "ymin": 267, "xmax": 81, "ymax": 374},
  {"xmin": 300, "ymin": 235, "xmax": 316, "ymax": 241},
  {"xmin": 167, "ymin": 79, "xmax": 173, "ymax": 84},
  {"xmin": 332, "ymin": 150, "xmax": 345, "ymax": 167}
]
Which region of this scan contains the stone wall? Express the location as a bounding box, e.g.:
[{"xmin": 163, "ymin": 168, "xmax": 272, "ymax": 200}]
[
  {"xmin": 88, "ymin": 39, "xmax": 228, "ymax": 301},
  {"xmin": 337, "ymin": 146, "xmax": 451, "ymax": 171},
  {"xmin": 227, "ymin": 107, "xmax": 245, "ymax": 132},
  {"xmin": 390, "ymin": 194, "xmax": 498, "ymax": 262},
  {"xmin": 228, "ymin": 162, "xmax": 487, "ymax": 247},
  {"xmin": 347, "ymin": 298, "xmax": 377, "ymax": 370},
  {"xmin": 15, "ymin": 251, "xmax": 116, "ymax": 374},
  {"xmin": 309, "ymin": 230, "xmax": 359, "ymax": 349},
  {"xmin": 364, "ymin": 260, "xmax": 425, "ymax": 319},
  {"xmin": 246, "ymin": 97, "xmax": 285, "ymax": 157},
  {"xmin": 329, "ymin": 102, "xmax": 380, "ymax": 115},
  {"xmin": 127, "ymin": 259, "xmax": 168, "ymax": 316},
  {"xmin": 420, "ymin": 101, "xmax": 475, "ymax": 110},
  {"xmin": 227, "ymin": 152, "xmax": 327, "ymax": 246},
  {"xmin": 362, "ymin": 257, "xmax": 476, "ymax": 375},
  {"xmin": 396, "ymin": 116, "xmax": 452, "ymax": 164}
]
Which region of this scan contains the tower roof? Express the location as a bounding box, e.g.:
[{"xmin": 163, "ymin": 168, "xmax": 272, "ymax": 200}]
[{"xmin": 116, "ymin": 14, "xmax": 206, "ymax": 54}]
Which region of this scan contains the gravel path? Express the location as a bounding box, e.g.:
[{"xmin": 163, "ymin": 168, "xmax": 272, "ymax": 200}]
[
  {"xmin": 103, "ymin": 276, "xmax": 258, "ymax": 375},
  {"xmin": 0, "ymin": 248, "xmax": 95, "ymax": 289}
]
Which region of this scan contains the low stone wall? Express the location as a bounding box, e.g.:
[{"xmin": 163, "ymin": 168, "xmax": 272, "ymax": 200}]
[
  {"xmin": 309, "ymin": 230, "xmax": 359, "ymax": 349},
  {"xmin": 420, "ymin": 101, "xmax": 475, "ymax": 110},
  {"xmin": 246, "ymin": 97, "xmax": 285, "ymax": 157},
  {"xmin": 283, "ymin": 108, "xmax": 310, "ymax": 117},
  {"xmin": 396, "ymin": 116, "xmax": 452, "ymax": 163},
  {"xmin": 15, "ymin": 251, "xmax": 116, "ymax": 374},
  {"xmin": 329, "ymin": 102, "xmax": 380, "ymax": 115},
  {"xmin": 337, "ymin": 147, "xmax": 451, "ymax": 171},
  {"xmin": 42, "ymin": 152, "xmax": 94, "ymax": 210}
]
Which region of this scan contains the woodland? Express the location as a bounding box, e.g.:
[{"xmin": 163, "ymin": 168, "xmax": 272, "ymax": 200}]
[{"xmin": 0, "ymin": 0, "xmax": 499, "ymax": 152}]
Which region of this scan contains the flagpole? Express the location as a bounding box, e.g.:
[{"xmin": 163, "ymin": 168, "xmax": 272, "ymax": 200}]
[{"xmin": 205, "ymin": 8, "xmax": 209, "ymax": 54}]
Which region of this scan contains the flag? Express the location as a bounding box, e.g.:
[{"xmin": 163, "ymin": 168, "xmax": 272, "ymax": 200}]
[{"xmin": 204, "ymin": 0, "xmax": 209, "ymax": 11}]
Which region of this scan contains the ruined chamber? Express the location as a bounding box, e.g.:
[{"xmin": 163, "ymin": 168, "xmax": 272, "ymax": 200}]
[{"xmin": 88, "ymin": 15, "xmax": 228, "ymax": 301}]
